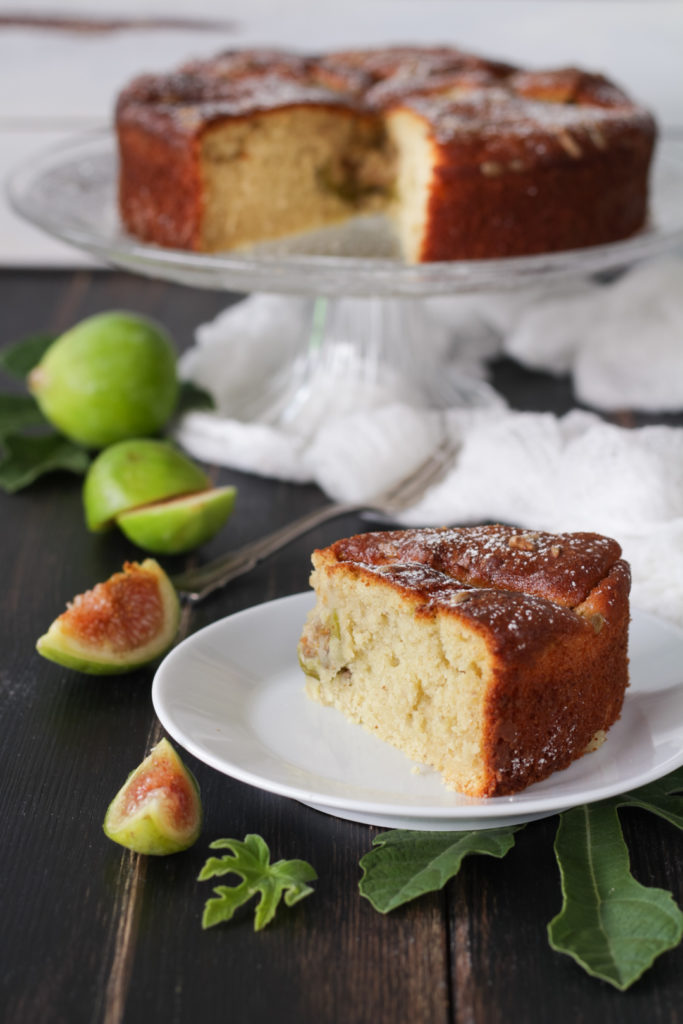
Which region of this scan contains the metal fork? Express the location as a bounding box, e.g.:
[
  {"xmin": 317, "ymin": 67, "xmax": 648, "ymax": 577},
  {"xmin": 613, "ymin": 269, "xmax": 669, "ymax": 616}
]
[{"xmin": 171, "ymin": 434, "xmax": 458, "ymax": 603}]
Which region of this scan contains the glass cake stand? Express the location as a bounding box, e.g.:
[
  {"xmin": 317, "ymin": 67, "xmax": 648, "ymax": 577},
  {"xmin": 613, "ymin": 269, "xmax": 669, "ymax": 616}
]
[{"xmin": 8, "ymin": 132, "xmax": 683, "ymax": 429}]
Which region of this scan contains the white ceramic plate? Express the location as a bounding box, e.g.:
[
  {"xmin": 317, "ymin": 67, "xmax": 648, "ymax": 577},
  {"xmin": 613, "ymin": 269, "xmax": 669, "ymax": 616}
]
[{"xmin": 152, "ymin": 593, "xmax": 683, "ymax": 830}]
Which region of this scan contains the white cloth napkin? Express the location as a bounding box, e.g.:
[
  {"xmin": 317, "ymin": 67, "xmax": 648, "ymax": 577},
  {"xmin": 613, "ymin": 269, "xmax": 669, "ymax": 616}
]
[
  {"xmin": 174, "ymin": 259, "xmax": 683, "ymax": 627},
  {"xmin": 406, "ymin": 407, "xmax": 683, "ymax": 629},
  {"xmin": 422, "ymin": 256, "xmax": 683, "ymax": 412},
  {"xmin": 498, "ymin": 258, "xmax": 683, "ymax": 411}
]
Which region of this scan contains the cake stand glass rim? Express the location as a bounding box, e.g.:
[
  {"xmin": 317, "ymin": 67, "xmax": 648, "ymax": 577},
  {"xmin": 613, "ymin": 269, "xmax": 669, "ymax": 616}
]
[{"xmin": 7, "ymin": 130, "xmax": 683, "ymax": 297}]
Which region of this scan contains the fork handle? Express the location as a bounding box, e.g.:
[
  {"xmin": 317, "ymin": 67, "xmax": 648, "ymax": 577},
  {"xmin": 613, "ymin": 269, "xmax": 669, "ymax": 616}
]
[{"xmin": 171, "ymin": 500, "xmax": 360, "ymax": 602}]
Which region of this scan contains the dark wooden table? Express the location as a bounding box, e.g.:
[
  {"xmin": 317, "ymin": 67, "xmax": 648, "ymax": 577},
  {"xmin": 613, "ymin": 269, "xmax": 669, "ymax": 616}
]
[{"xmin": 2, "ymin": 268, "xmax": 682, "ymax": 1024}]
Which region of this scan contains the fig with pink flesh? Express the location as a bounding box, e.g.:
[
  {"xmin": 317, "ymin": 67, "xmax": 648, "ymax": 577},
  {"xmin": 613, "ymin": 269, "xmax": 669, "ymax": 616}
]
[
  {"xmin": 103, "ymin": 738, "xmax": 202, "ymax": 855},
  {"xmin": 36, "ymin": 559, "xmax": 179, "ymax": 674}
]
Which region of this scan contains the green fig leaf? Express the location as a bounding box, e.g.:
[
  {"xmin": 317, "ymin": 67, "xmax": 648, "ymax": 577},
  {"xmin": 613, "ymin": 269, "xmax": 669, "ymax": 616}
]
[
  {"xmin": 175, "ymin": 380, "xmax": 215, "ymax": 416},
  {"xmin": 359, "ymin": 827, "xmax": 521, "ymax": 913},
  {"xmin": 548, "ymin": 800, "xmax": 683, "ymax": 990},
  {"xmin": 616, "ymin": 765, "xmax": 683, "ymax": 829},
  {"xmin": 0, "ymin": 333, "xmax": 56, "ymax": 377},
  {"xmin": 198, "ymin": 834, "xmax": 317, "ymax": 931},
  {"xmin": 0, "ymin": 433, "xmax": 90, "ymax": 492},
  {"xmin": 0, "ymin": 393, "xmax": 48, "ymax": 440}
]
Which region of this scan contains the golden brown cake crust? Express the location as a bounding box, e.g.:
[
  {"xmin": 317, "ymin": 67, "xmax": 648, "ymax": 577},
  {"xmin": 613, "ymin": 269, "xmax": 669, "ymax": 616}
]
[
  {"xmin": 305, "ymin": 524, "xmax": 631, "ymax": 797},
  {"xmin": 115, "ymin": 58, "xmax": 359, "ymax": 250},
  {"xmin": 324, "ymin": 525, "xmax": 624, "ymax": 606},
  {"xmin": 396, "ymin": 73, "xmax": 654, "ymax": 259},
  {"xmin": 115, "ymin": 44, "xmax": 656, "ymax": 259}
]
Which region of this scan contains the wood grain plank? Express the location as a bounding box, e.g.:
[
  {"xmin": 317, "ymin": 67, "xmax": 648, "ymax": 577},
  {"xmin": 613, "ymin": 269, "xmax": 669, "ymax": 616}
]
[{"xmin": 2, "ymin": 270, "xmax": 682, "ymax": 1024}]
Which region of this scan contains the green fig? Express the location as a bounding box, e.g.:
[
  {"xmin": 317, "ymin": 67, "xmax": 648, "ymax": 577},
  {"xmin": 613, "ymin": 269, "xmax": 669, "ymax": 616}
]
[
  {"xmin": 36, "ymin": 559, "xmax": 179, "ymax": 674},
  {"xmin": 27, "ymin": 311, "xmax": 179, "ymax": 448},
  {"xmin": 83, "ymin": 438, "xmax": 210, "ymax": 532},
  {"xmin": 298, "ymin": 651, "xmax": 320, "ymax": 679},
  {"xmin": 103, "ymin": 738, "xmax": 202, "ymax": 855},
  {"xmin": 116, "ymin": 485, "xmax": 237, "ymax": 555}
]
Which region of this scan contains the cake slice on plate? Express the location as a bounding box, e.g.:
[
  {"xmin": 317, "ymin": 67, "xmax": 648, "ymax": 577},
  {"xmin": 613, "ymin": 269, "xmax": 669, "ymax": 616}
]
[{"xmin": 298, "ymin": 525, "xmax": 630, "ymax": 797}]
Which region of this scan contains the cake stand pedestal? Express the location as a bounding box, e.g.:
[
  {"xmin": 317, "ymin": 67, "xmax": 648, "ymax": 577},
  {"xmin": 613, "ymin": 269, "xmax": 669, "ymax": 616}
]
[{"xmin": 211, "ymin": 294, "xmax": 501, "ymax": 439}]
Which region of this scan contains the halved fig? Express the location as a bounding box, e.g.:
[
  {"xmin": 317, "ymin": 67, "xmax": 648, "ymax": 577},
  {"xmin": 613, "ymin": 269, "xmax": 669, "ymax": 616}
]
[
  {"xmin": 36, "ymin": 559, "xmax": 179, "ymax": 674},
  {"xmin": 116, "ymin": 485, "xmax": 237, "ymax": 555},
  {"xmin": 103, "ymin": 738, "xmax": 202, "ymax": 855},
  {"xmin": 83, "ymin": 438, "xmax": 210, "ymax": 532}
]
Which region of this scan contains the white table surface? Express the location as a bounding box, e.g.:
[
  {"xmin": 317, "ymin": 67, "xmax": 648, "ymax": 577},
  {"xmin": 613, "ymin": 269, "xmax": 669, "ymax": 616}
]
[{"xmin": 1, "ymin": 0, "xmax": 682, "ymax": 267}]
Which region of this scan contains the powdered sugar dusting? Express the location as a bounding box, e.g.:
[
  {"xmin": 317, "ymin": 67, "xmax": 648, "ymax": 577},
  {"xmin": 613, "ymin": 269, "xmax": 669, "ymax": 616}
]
[
  {"xmin": 351, "ymin": 555, "xmax": 589, "ymax": 658},
  {"xmin": 332, "ymin": 524, "xmax": 622, "ymax": 608}
]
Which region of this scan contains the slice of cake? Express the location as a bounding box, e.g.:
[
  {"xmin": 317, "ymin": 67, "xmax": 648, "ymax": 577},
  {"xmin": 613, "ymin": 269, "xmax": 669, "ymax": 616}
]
[{"xmin": 298, "ymin": 525, "xmax": 630, "ymax": 797}]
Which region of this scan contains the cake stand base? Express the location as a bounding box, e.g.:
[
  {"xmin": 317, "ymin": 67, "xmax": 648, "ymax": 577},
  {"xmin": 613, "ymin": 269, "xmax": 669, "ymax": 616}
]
[{"xmin": 212, "ymin": 294, "xmax": 503, "ymax": 440}]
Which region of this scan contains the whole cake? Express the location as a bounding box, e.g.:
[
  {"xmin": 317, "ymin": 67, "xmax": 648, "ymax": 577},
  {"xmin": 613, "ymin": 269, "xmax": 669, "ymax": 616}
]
[
  {"xmin": 298, "ymin": 525, "xmax": 630, "ymax": 797},
  {"xmin": 115, "ymin": 45, "xmax": 656, "ymax": 261}
]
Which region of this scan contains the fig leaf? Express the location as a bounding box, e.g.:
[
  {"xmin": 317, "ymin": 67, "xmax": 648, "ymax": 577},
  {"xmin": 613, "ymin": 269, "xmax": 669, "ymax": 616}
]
[
  {"xmin": 0, "ymin": 394, "xmax": 48, "ymax": 440},
  {"xmin": 548, "ymin": 798, "xmax": 683, "ymax": 990},
  {"xmin": 616, "ymin": 765, "xmax": 683, "ymax": 829},
  {"xmin": 0, "ymin": 332, "xmax": 56, "ymax": 378},
  {"xmin": 0, "ymin": 432, "xmax": 90, "ymax": 493},
  {"xmin": 358, "ymin": 827, "xmax": 521, "ymax": 913},
  {"xmin": 357, "ymin": 769, "xmax": 683, "ymax": 990},
  {"xmin": 175, "ymin": 380, "xmax": 215, "ymax": 416},
  {"xmin": 198, "ymin": 834, "xmax": 317, "ymax": 931}
]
